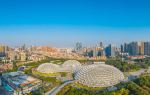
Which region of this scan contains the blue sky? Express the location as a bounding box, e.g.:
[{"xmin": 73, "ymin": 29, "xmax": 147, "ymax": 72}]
[{"xmin": 0, "ymin": 0, "xmax": 150, "ymax": 47}]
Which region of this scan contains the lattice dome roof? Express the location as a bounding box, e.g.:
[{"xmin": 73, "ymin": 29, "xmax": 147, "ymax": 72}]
[
  {"xmin": 62, "ymin": 60, "xmax": 81, "ymax": 72},
  {"xmin": 37, "ymin": 63, "xmax": 61, "ymax": 73},
  {"xmin": 74, "ymin": 64, "xmax": 124, "ymax": 87}
]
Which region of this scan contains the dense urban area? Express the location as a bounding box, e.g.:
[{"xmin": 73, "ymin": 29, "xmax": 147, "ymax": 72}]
[{"xmin": 0, "ymin": 41, "xmax": 150, "ymax": 95}]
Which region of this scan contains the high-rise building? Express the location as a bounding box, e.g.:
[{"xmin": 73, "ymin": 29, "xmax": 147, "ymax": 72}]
[
  {"xmin": 120, "ymin": 43, "xmax": 129, "ymax": 53},
  {"xmin": 0, "ymin": 45, "xmax": 10, "ymax": 57},
  {"xmin": 124, "ymin": 43, "xmax": 129, "ymax": 53},
  {"xmin": 20, "ymin": 52, "xmax": 27, "ymax": 61},
  {"xmin": 97, "ymin": 42, "xmax": 103, "ymax": 48},
  {"xmin": 22, "ymin": 44, "xmax": 26, "ymax": 51},
  {"xmin": 0, "ymin": 45, "xmax": 5, "ymax": 53},
  {"xmin": 93, "ymin": 49, "xmax": 98, "ymax": 57},
  {"xmin": 75, "ymin": 42, "xmax": 82, "ymax": 52},
  {"xmin": 105, "ymin": 45, "xmax": 111, "ymax": 57},
  {"xmin": 105, "ymin": 44, "xmax": 117, "ymax": 57},
  {"xmin": 121, "ymin": 41, "xmax": 150, "ymax": 56},
  {"xmin": 138, "ymin": 42, "xmax": 145, "ymax": 55},
  {"xmin": 120, "ymin": 44, "xmax": 124, "ymax": 53},
  {"xmin": 128, "ymin": 42, "xmax": 139, "ymax": 56},
  {"xmin": 144, "ymin": 42, "xmax": 150, "ymax": 56},
  {"xmin": 7, "ymin": 51, "xmax": 16, "ymax": 61}
]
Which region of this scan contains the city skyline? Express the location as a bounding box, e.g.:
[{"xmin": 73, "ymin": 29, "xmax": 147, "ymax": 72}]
[{"xmin": 0, "ymin": 0, "xmax": 150, "ymax": 47}]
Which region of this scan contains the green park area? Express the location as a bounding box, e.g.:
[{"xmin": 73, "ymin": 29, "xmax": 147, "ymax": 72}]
[
  {"xmin": 56, "ymin": 57, "xmax": 150, "ymax": 95},
  {"xmin": 32, "ymin": 69, "xmax": 60, "ymax": 77},
  {"xmin": 3, "ymin": 57, "xmax": 150, "ymax": 95},
  {"xmin": 56, "ymin": 74, "xmax": 150, "ymax": 95},
  {"xmin": 73, "ymin": 82, "xmax": 106, "ymax": 91},
  {"xmin": 106, "ymin": 57, "xmax": 150, "ymax": 72}
]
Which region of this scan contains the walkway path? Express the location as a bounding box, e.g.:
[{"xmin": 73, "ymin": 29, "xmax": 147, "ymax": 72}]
[{"xmin": 45, "ymin": 80, "xmax": 75, "ymax": 95}]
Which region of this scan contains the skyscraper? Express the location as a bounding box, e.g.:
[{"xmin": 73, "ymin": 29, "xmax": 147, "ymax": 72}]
[
  {"xmin": 22, "ymin": 44, "xmax": 26, "ymax": 51},
  {"xmin": 121, "ymin": 44, "xmax": 124, "ymax": 53},
  {"xmin": 144, "ymin": 42, "xmax": 150, "ymax": 56},
  {"xmin": 0, "ymin": 45, "xmax": 7, "ymax": 57},
  {"xmin": 141, "ymin": 42, "xmax": 145, "ymax": 55},
  {"xmin": 97, "ymin": 42, "xmax": 104, "ymax": 48},
  {"xmin": 124, "ymin": 43, "xmax": 129, "ymax": 53},
  {"xmin": 128, "ymin": 42, "xmax": 139, "ymax": 56},
  {"xmin": 138, "ymin": 42, "xmax": 145, "ymax": 55},
  {"xmin": 121, "ymin": 41, "xmax": 150, "ymax": 56},
  {"xmin": 0, "ymin": 45, "xmax": 5, "ymax": 53},
  {"xmin": 105, "ymin": 44, "xmax": 116, "ymax": 57},
  {"xmin": 75, "ymin": 42, "xmax": 82, "ymax": 52}
]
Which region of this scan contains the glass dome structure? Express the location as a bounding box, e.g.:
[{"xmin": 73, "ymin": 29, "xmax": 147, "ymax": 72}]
[
  {"xmin": 74, "ymin": 64, "xmax": 124, "ymax": 87},
  {"xmin": 62, "ymin": 60, "xmax": 81, "ymax": 72},
  {"xmin": 37, "ymin": 60, "xmax": 82, "ymax": 73},
  {"xmin": 37, "ymin": 63, "xmax": 61, "ymax": 73}
]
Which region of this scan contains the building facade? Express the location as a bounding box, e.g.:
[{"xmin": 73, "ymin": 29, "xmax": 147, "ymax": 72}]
[
  {"xmin": 1, "ymin": 72, "xmax": 42, "ymax": 95},
  {"xmin": 144, "ymin": 42, "xmax": 150, "ymax": 56}
]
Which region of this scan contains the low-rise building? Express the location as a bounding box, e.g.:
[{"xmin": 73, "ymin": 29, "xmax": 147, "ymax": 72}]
[
  {"xmin": 1, "ymin": 72, "xmax": 42, "ymax": 95},
  {"xmin": 0, "ymin": 63, "xmax": 13, "ymax": 71},
  {"xmin": 28, "ymin": 54, "xmax": 46, "ymax": 61}
]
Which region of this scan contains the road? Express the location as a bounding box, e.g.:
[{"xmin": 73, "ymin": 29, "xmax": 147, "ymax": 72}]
[
  {"xmin": 125, "ymin": 68, "xmax": 147, "ymax": 82},
  {"xmin": 45, "ymin": 80, "xmax": 75, "ymax": 95},
  {"xmin": 45, "ymin": 67, "xmax": 150, "ymax": 95}
]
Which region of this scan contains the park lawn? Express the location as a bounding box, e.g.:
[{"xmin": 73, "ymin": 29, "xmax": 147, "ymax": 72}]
[
  {"xmin": 32, "ymin": 70, "xmax": 60, "ymax": 77},
  {"xmin": 73, "ymin": 82, "xmax": 105, "ymax": 91}
]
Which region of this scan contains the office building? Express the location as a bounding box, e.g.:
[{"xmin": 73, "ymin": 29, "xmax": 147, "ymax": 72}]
[
  {"xmin": 105, "ymin": 44, "xmax": 117, "ymax": 57},
  {"xmin": 0, "ymin": 45, "xmax": 7, "ymax": 57},
  {"xmin": 120, "ymin": 44, "xmax": 124, "ymax": 53},
  {"xmin": 138, "ymin": 42, "xmax": 145, "ymax": 55},
  {"xmin": 97, "ymin": 42, "xmax": 104, "ymax": 48},
  {"xmin": 124, "ymin": 43, "xmax": 129, "ymax": 53},
  {"xmin": 121, "ymin": 41, "xmax": 150, "ymax": 56},
  {"xmin": 128, "ymin": 42, "xmax": 139, "ymax": 56},
  {"xmin": 144, "ymin": 42, "xmax": 150, "ymax": 56},
  {"xmin": 75, "ymin": 42, "xmax": 82, "ymax": 52}
]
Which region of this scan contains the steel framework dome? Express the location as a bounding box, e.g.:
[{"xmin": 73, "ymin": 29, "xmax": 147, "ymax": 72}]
[
  {"xmin": 37, "ymin": 60, "xmax": 82, "ymax": 73},
  {"xmin": 37, "ymin": 63, "xmax": 61, "ymax": 73},
  {"xmin": 62, "ymin": 60, "xmax": 81, "ymax": 72},
  {"xmin": 74, "ymin": 64, "xmax": 124, "ymax": 88}
]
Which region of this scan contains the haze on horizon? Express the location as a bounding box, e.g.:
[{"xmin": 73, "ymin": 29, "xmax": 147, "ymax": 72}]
[{"xmin": 0, "ymin": 0, "xmax": 150, "ymax": 48}]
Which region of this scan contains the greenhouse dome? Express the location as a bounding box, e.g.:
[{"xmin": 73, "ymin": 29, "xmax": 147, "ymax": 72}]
[
  {"xmin": 62, "ymin": 60, "xmax": 81, "ymax": 72},
  {"xmin": 74, "ymin": 64, "xmax": 124, "ymax": 87},
  {"xmin": 37, "ymin": 63, "xmax": 62, "ymax": 73}
]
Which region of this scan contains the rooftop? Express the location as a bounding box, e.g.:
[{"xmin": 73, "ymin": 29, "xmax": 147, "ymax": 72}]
[{"xmin": 2, "ymin": 72, "xmax": 41, "ymax": 89}]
